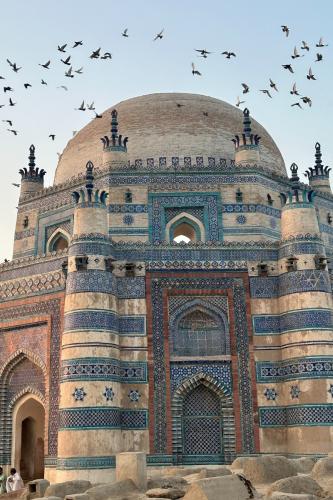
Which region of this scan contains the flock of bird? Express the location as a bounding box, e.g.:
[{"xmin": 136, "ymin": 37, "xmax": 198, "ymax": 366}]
[
  {"xmin": 191, "ymin": 28, "xmax": 328, "ymax": 110},
  {"xmin": 0, "ymin": 25, "xmax": 329, "ymax": 140}
]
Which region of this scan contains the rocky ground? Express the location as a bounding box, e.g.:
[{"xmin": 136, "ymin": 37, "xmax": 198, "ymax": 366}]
[{"xmin": 3, "ymin": 455, "xmax": 333, "ymax": 500}]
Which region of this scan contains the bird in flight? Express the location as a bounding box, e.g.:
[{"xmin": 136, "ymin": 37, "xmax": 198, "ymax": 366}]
[
  {"xmin": 307, "ymin": 67, "xmax": 316, "ymax": 80},
  {"xmin": 291, "ymin": 102, "xmax": 302, "ymax": 109},
  {"xmin": 57, "ymin": 85, "xmax": 68, "ymax": 91},
  {"xmin": 49, "ymin": 134, "xmax": 55, "ymax": 140},
  {"xmin": 58, "ymin": 43, "xmax": 67, "ymax": 52},
  {"xmin": 0, "ymin": 76, "xmax": 5, "ymax": 80},
  {"xmin": 176, "ymin": 103, "xmax": 184, "ymax": 108},
  {"xmin": 281, "ymin": 25, "xmax": 290, "ymax": 37},
  {"xmin": 39, "ymin": 60, "xmax": 51, "ymax": 69},
  {"xmin": 203, "ymin": 111, "xmax": 208, "ymax": 116},
  {"xmin": 241, "ymin": 83, "xmax": 250, "ymax": 94},
  {"xmin": 236, "ymin": 96, "xmax": 245, "ymax": 107},
  {"xmin": 315, "ymin": 53, "xmax": 323, "ymax": 62},
  {"xmin": 291, "ymin": 47, "xmax": 303, "ymax": 59},
  {"xmin": 41, "ymin": 79, "xmax": 47, "ymax": 85},
  {"xmin": 87, "ymin": 102, "xmax": 95, "ymax": 110},
  {"xmin": 282, "ymin": 64, "xmax": 294, "ymax": 73},
  {"xmin": 316, "ymin": 37, "xmax": 328, "ymax": 47},
  {"xmin": 191, "ymin": 62, "xmax": 201, "ymax": 76},
  {"xmin": 301, "ymin": 41, "xmax": 310, "ymax": 51},
  {"xmin": 260, "ymin": 89, "xmax": 272, "ymax": 98},
  {"xmin": 9, "ymin": 98, "xmax": 16, "ymax": 106},
  {"xmin": 269, "ymin": 79, "xmax": 278, "ymax": 92},
  {"xmin": 7, "ymin": 59, "xmax": 21, "ymax": 72},
  {"xmin": 73, "ymin": 41, "xmax": 83, "ymax": 47},
  {"xmin": 24, "ymin": 83, "xmax": 32, "ymax": 89},
  {"xmin": 7, "ymin": 128, "xmax": 17, "ymax": 134},
  {"xmin": 153, "ymin": 29, "xmax": 164, "ymax": 41},
  {"xmin": 301, "ymin": 96, "xmax": 312, "ymax": 107},
  {"xmin": 290, "ymin": 83, "xmax": 299, "ymax": 95},
  {"xmin": 4, "ymin": 86, "xmax": 13, "ymax": 92},
  {"xmin": 122, "ymin": 28, "xmax": 129, "ymax": 37},
  {"xmin": 195, "ymin": 49, "xmax": 212, "ymax": 58},
  {"xmin": 61, "ymin": 56, "xmax": 71, "ymax": 65},
  {"xmin": 12, "ymin": 183, "xmax": 20, "ymax": 187},
  {"xmin": 101, "ymin": 52, "xmax": 112, "ymax": 59},
  {"xmin": 222, "ymin": 51, "xmax": 236, "ymax": 59},
  {"xmin": 76, "ymin": 100, "xmax": 86, "ymax": 111},
  {"xmin": 90, "ymin": 48, "xmax": 101, "ymax": 59},
  {"xmin": 75, "ymin": 67, "xmax": 83, "ymax": 74},
  {"xmin": 94, "ymin": 112, "xmax": 102, "ymax": 118},
  {"xmin": 2, "ymin": 119, "xmax": 12, "ymax": 126},
  {"xmin": 65, "ymin": 66, "xmax": 74, "ymax": 78}
]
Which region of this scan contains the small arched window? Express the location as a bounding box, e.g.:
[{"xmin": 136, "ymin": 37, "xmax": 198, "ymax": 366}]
[
  {"xmin": 47, "ymin": 230, "xmax": 69, "ymax": 253},
  {"xmin": 167, "ymin": 214, "xmax": 204, "ymax": 244},
  {"xmin": 125, "ymin": 190, "xmax": 133, "ymax": 203},
  {"xmin": 267, "ymin": 194, "xmax": 273, "ymax": 206}
]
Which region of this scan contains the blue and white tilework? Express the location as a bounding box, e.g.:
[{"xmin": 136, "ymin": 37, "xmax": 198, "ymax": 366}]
[
  {"xmin": 103, "ymin": 387, "xmax": 115, "ymax": 401},
  {"xmin": 72, "ymin": 387, "xmax": 86, "ymax": 401},
  {"xmin": 264, "ymin": 388, "xmax": 278, "ymax": 401}
]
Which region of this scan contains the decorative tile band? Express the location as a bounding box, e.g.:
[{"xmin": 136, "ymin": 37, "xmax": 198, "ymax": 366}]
[
  {"xmin": 14, "ymin": 228, "xmax": 36, "ymax": 240},
  {"xmin": 256, "ymin": 357, "xmax": 333, "ymax": 382},
  {"xmin": 109, "ymin": 228, "xmax": 149, "ymax": 234},
  {"xmin": 259, "ymin": 404, "xmax": 333, "ymax": 427},
  {"xmin": 250, "ymin": 270, "xmax": 332, "ymax": 299},
  {"xmin": 253, "ymin": 309, "xmax": 333, "ymax": 335},
  {"xmin": 69, "ymin": 241, "xmax": 112, "ymax": 257},
  {"xmin": 66, "ymin": 271, "xmax": 146, "ymax": 298},
  {"xmin": 221, "ymin": 204, "xmax": 281, "ymax": 218},
  {"xmin": 108, "ymin": 204, "xmax": 148, "ymax": 213},
  {"xmin": 278, "ymin": 242, "xmax": 325, "ymax": 259},
  {"xmin": 66, "ymin": 271, "xmax": 116, "ymax": 295},
  {"xmin": 57, "ymin": 456, "xmax": 116, "ymax": 470},
  {"xmin": 59, "ymin": 407, "xmax": 148, "ymax": 430},
  {"xmin": 61, "ymin": 358, "xmax": 147, "ymax": 383},
  {"xmin": 64, "ymin": 310, "xmax": 146, "ymax": 335}
]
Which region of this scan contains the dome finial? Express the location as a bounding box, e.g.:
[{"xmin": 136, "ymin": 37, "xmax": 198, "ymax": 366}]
[
  {"xmin": 315, "ymin": 142, "xmax": 322, "ymax": 171},
  {"xmin": 85, "ymin": 161, "xmax": 94, "ymax": 201},
  {"xmin": 290, "ymin": 162, "xmax": 299, "ymax": 183},
  {"xmin": 29, "ymin": 145, "xmax": 36, "ymax": 169},
  {"xmin": 100, "ymin": 109, "xmax": 128, "ymax": 152},
  {"xmin": 243, "ymin": 108, "xmax": 251, "ymax": 137},
  {"xmin": 111, "ymin": 109, "xmax": 118, "ymax": 140}
]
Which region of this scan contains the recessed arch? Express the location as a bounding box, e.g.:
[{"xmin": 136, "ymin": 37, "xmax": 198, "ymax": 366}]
[
  {"xmin": 46, "ymin": 228, "xmax": 70, "ymax": 253},
  {"xmin": 166, "ymin": 212, "xmax": 205, "ymax": 243},
  {"xmin": 171, "ymin": 372, "xmax": 236, "ymax": 463}
]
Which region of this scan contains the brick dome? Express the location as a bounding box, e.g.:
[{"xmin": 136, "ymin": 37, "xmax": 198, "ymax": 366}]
[{"xmin": 54, "ymin": 92, "xmax": 286, "ymax": 184}]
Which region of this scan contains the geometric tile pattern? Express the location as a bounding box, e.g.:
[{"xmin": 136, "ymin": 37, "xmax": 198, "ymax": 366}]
[
  {"xmin": 170, "ymin": 361, "xmax": 232, "ymax": 394},
  {"xmin": 149, "ymin": 193, "xmax": 222, "ymax": 243},
  {"xmin": 259, "ymin": 405, "xmax": 333, "ymax": 427},
  {"xmin": 256, "ymin": 357, "xmax": 333, "ymax": 382},
  {"xmin": 250, "ymin": 270, "xmax": 332, "ymax": 299},
  {"xmin": 253, "ymin": 309, "xmax": 333, "ymax": 335},
  {"xmin": 63, "ymin": 310, "xmax": 145, "ymax": 335},
  {"xmin": 290, "ymin": 385, "xmax": 301, "ymax": 399},
  {"xmin": 57, "ymin": 456, "xmax": 116, "ymax": 470},
  {"xmin": 108, "ymin": 204, "xmax": 148, "ymax": 213},
  {"xmin": 264, "ymin": 388, "xmax": 278, "ymax": 400},
  {"xmin": 149, "ymin": 275, "xmax": 255, "ymax": 454},
  {"xmin": 61, "ymin": 358, "xmax": 147, "ymax": 383},
  {"xmin": 66, "ymin": 271, "xmax": 146, "ymax": 298},
  {"xmin": 59, "ymin": 407, "xmax": 148, "ymax": 429}
]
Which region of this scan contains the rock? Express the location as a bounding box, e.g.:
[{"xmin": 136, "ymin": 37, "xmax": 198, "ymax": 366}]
[
  {"xmin": 64, "ymin": 495, "xmax": 90, "ymax": 500},
  {"xmin": 33, "ymin": 497, "xmax": 63, "ymax": 500},
  {"xmin": 183, "ymin": 470, "xmax": 207, "ymax": 484},
  {"xmin": 266, "ymin": 476, "xmax": 324, "ymax": 497},
  {"xmin": 45, "ymin": 481, "xmax": 91, "ymax": 499},
  {"xmin": 291, "ymin": 458, "xmax": 315, "ymax": 474},
  {"xmin": 269, "ymin": 494, "xmax": 320, "ymax": 500},
  {"xmin": 27, "ymin": 479, "xmax": 50, "ymax": 499},
  {"xmin": 312, "ymin": 457, "xmax": 333, "ymax": 482},
  {"xmin": 145, "ymin": 488, "xmax": 185, "ymax": 499},
  {"xmin": 162, "ymin": 468, "xmax": 203, "ymax": 477},
  {"xmin": 84, "ymin": 479, "xmax": 138, "ymax": 499},
  {"xmin": 182, "ymin": 475, "xmax": 259, "ymax": 500},
  {"xmin": 230, "ymin": 457, "xmax": 248, "ymax": 470},
  {"xmin": 202, "ymin": 467, "xmax": 232, "ymax": 478},
  {"xmin": 243, "ymin": 456, "xmax": 298, "ymax": 484},
  {"xmin": 147, "ymin": 476, "xmax": 188, "ymax": 490}
]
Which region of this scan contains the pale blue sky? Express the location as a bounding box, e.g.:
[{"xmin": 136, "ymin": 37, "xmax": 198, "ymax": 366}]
[{"xmin": 0, "ymin": 0, "xmax": 332, "ymax": 260}]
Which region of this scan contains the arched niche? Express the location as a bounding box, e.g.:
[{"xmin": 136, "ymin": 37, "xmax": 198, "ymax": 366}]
[
  {"xmin": 166, "ymin": 213, "xmax": 205, "ymax": 243},
  {"xmin": 11, "ymin": 394, "xmax": 45, "ymax": 480},
  {"xmin": 46, "ymin": 228, "xmax": 70, "ymax": 253}
]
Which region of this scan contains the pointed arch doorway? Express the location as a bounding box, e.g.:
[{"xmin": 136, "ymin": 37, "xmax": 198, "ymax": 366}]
[{"xmin": 12, "ymin": 395, "xmax": 45, "ymax": 480}]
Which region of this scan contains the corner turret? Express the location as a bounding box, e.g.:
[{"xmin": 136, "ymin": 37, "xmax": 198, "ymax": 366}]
[
  {"xmin": 305, "ymin": 142, "xmax": 332, "ymax": 195},
  {"xmin": 101, "ymin": 109, "xmax": 128, "ymax": 168},
  {"xmin": 18, "ymin": 145, "xmax": 46, "ymax": 198},
  {"xmin": 232, "ymin": 108, "xmax": 261, "ymax": 165}
]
